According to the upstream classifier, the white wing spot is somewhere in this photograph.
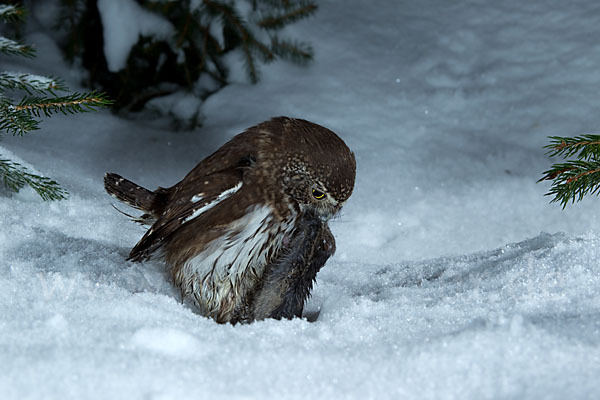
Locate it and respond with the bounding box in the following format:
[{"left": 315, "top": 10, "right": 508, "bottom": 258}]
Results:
[
  {"left": 191, "top": 193, "right": 205, "bottom": 203},
  {"left": 183, "top": 182, "right": 242, "bottom": 223}
]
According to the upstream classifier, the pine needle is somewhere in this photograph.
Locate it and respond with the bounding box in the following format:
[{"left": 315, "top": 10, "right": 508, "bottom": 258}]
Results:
[
  {"left": 258, "top": 3, "right": 317, "bottom": 30},
  {"left": 0, "top": 158, "right": 68, "bottom": 201},
  {"left": 540, "top": 134, "right": 600, "bottom": 208},
  {"left": 1, "top": 2, "right": 112, "bottom": 200},
  {"left": 0, "top": 4, "right": 25, "bottom": 23},
  {"left": 15, "top": 91, "right": 113, "bottom": 117}
]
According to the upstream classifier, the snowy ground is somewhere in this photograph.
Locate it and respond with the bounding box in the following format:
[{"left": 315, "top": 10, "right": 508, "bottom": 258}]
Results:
[{"left": 2, "top": 0, "right": 600, "bottom": 399}]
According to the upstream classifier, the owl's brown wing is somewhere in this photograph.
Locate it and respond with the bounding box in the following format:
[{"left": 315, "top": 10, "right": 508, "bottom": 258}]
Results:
[{"left": 128, "top": 147, "right": 258, "bottom": 262}]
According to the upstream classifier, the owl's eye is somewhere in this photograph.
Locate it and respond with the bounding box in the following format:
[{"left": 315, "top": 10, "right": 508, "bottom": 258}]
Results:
[{"left": 312, "top": 188, "right": 325, "bottom": 200}]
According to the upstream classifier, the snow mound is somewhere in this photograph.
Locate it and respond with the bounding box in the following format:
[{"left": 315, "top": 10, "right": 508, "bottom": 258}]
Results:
[
  {"left": 97, "top": 0, "right": 175, "bottom": 72},
  {"left": 2, "top": 226, "right": 599, "bottom": 399},
  {"left": 131, "top": 327, "right": 206, "bottom": 357}
]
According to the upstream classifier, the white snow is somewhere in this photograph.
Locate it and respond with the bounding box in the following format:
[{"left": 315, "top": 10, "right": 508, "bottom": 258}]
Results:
[
  {"left": 0, "top": 36, "right": 26, "bottom": 53},
  {"left": 2, "top": 0, "right": 600, "bottom": 399},
  {"left": 1, "top": 72, "right": 59, "bottom": 91},
  {"left": 97, "top": 0, "right": 175, "bottom": 72},
  {"left": 146, "top": 90, "right": 204, "bottom": 127},
  {"left": 0, "top": 5, "right": 16, "bottom": 14}
]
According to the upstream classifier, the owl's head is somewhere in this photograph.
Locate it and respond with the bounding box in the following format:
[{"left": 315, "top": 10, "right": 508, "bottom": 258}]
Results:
[{"left": 269, "top": 118, "right": 356, "bottom": 220}]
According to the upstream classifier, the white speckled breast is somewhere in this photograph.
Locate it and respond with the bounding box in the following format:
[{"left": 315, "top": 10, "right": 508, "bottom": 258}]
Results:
[{"left": 178, "top": 205, "right": 296, "bottom": 321}]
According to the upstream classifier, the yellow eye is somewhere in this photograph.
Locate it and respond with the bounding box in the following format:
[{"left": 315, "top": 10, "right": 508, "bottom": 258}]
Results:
[{"left": 312, "top": 188, "right": 325, "bottom": 199}]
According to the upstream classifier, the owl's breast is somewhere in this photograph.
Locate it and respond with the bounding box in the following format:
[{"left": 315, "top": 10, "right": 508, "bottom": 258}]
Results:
[{"left": 178, "top": 204, "right": 297, "bottom": 322}]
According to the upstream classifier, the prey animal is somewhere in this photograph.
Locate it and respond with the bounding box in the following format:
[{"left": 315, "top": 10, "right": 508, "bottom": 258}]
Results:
[{"left": 105, "top": 117, "right": 356, "bottom": 323}]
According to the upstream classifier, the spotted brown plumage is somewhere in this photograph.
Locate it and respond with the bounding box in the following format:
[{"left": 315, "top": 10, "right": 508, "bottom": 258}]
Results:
[{"left": 104, "top": 117, "right": 356, "bottom": 323}]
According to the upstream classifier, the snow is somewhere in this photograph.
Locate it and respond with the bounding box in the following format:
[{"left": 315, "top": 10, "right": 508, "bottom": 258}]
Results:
[
  {"left": 2, "top": 0, "right": 600, "bottom": 399},
  {"left": 0, "top": 36, "right": 26, "bottom": 54},
  {"left": 146, "top": 91, "right": 204, "bottom": 127},
  {"left": 0, "top": 5, "right": 17, "bottom": 18},
  {"left": 1, "top": 72, "right": 59, "bottom": 91},
  {"left": 96, "top": 0, "right": 175, "bottom": 72}
]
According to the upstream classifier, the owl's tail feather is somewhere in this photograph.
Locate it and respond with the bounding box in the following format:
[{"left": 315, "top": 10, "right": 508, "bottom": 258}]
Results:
[{"left": 104, "top": 173, "right": 167, "bottom": 218}]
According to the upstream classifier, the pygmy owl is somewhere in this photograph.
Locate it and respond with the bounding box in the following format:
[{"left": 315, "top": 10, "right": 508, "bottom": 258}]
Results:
[{"left": 104, "top": 117, "right": 356, "bottom": 323}]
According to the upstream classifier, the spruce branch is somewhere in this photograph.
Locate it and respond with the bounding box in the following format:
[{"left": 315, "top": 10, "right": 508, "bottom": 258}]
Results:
[
  {"left": 270, "top": 37, "right": 313, "bottom": 65},
  {"left": 539, "top": 159, "right": 600, "bottom": 208},
  {"left": 204, "top": 0, "right": 274, "bottom": 82},
  {"left": 257, "top": 0, "right": 310, "bottom": 10},
  {"left": 1, "top": 90, "right": 112, "bottom": 136},
  {"left": 0, "top": 97, "right": 40, "bottom": 135},
  {"left": 0, "top": 2, "right": 111, "bottom": 201},
  {"left": 57, "top": 0, "right": 316, "bottom": 117},
  {"left": 258, "top": 3, "right": 317, "bottom": 30},
  {"left": 0, "top": 36, "right": 35, "bottom": 57},
  {"left": 14, "top": 91, "right": 112, "bottom": 118},
  {"left": 242, "top": 44, "right": 259, "bottom": 82},
  {"left": 544, "top": 134, "right": 600, "bottom": 161},
  {"left": 0, "top": 158, "right": 68, "bottom": 200},
  {"left": 0, "top": 72, "right": 66, "bottom": 94},
  {"left": 0, "top": 4, "right": 25, "bottom": 22}
]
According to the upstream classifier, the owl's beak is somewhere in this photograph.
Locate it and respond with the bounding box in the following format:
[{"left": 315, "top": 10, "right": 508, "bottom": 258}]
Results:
[{"left": 302, "top": 202, "right": 338, "bottom": 222}]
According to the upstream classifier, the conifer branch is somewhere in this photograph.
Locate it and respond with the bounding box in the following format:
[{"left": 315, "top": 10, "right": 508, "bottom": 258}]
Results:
[
  {"left": 0, "top": 4, "right": 25, "bottom": 22},
  {"left": 0, "top": 72, "right": 66, "bottom": 94},
  {"left": 58, "top": 0, "right": 316, "bottom": 118},
  {"left": 544, "top": 134, "right": 600, "bottom": 161},
  {"left": 258, "top": 3, "right": 317, "bottom": 30},
  {"left": 540, "top": 159, "right": 600, "bottom": 208},
  {"left": 14, "top": 92, "right": 112, "bottom": 118},
  {"left": 242, "top": 44, "right": 259, "bottom": 82},
  {"left": 270, "top": 37, "right": 313, "bottom": 64},
  {"left": 0, "top": 36, "right": 35, "bottom": 57},
  {"left": 0, "top": 98, "right": 40, "bottom": 135},
  {"left": 0, "top": 2, "right": 111, "bottom": 200},
  {"left": 204, "top": 0, "right": 274, "bottom": 82},
  {"left": 0, "top": 158, "right": 68, "bottom": 200}
]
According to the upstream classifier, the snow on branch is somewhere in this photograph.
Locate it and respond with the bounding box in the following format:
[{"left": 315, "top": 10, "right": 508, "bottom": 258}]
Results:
[
  {"left": 0, "top": 73, "right": 66, "bottom": 94},
  {"left": 0, "top": 2, "right": 112, "bottom": 200},
  {"left": 61, "top": 0, "right": 316, "bottom": 116},
  {"left": 0, "top": 36, "right": 34, "bottom": 57},
  {"left": 0, "top": 4, "right": 25, "bottom": 22}
]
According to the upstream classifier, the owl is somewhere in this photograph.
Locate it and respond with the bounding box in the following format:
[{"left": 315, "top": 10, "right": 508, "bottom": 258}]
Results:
[{"left": 104, "top": 117, "right": 356, "bottom": 323}]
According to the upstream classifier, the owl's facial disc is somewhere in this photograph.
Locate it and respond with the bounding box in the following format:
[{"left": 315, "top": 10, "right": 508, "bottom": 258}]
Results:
[
  {"left": 282, "top": 155, "right": 352, "bottom": 221},
  {"left": 305, "top": 184, "right": 340, "bottom": 221}
]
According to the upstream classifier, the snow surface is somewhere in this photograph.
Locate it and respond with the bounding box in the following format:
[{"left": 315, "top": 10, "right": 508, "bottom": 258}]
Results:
[{"left": 2, "top": 0, "right": 600, "bottom": 398}]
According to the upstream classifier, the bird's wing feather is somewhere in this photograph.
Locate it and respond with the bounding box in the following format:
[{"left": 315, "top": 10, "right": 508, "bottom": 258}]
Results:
[{"left": 128, "top": 152, "right": 257, "bottom": 262}]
